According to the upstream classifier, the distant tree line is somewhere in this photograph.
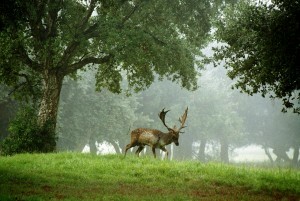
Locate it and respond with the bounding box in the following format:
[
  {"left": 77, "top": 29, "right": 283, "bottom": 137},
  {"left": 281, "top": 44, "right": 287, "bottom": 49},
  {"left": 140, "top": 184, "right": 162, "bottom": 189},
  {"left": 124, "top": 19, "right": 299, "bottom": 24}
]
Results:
[{"left": 57, "top": 67, "right": 300, "bottom": 166}]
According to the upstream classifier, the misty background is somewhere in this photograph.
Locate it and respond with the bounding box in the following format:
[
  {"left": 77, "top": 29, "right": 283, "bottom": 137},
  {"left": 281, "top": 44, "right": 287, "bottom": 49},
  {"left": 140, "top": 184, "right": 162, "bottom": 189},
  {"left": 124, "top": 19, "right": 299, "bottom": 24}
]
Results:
[
  {"left": 53, "top": 47, "right": 299, "bottom": 164},
  {"left": 1, "top": 46, "right": 299, "bottom": 164}
]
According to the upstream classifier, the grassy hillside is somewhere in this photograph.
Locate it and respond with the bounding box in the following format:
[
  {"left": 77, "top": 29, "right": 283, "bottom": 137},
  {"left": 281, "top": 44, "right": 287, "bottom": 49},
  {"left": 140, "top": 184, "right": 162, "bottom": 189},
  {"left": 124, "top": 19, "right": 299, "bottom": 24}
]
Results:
[{"left": 0, "top": 153, "right": 299, "bottom": 201}]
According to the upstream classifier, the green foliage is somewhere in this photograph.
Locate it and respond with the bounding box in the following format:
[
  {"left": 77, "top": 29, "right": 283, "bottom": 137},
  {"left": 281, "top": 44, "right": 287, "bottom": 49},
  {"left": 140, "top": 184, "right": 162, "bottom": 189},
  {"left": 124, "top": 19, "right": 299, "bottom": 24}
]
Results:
[
  {"left": 0, "top": 0, "right": 216, "bottom": 99},
  {"left": 0, "top": 153, "right": 299, "bottom": 200},
  {"left": 0, "top": 0, "right": 28, "bottom": 31},
  {"left": 0, "top": 97, "right": 17, "bottom": 142},
  {"left": 212, "top": 0, "right": 300, "bottom": 113},
  {"left": 0, "top": 106, "right": 57, "bottom": 155},
  {"left": 92, "top": 0, "right": 213, "bottom": 93},
  {"left": 57, "top": 70, "right": 153, "bottom": 152},
  {"left": 0, "top": 0, "right": 220, "bottom": 151}
]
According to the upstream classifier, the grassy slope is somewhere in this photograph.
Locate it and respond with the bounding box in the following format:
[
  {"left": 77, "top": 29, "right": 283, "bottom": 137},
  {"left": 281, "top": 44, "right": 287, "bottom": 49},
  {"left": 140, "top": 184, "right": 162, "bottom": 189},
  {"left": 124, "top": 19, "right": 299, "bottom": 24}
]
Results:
[{"left": 0, "top": 153, "right": 299, "bottom": 201}]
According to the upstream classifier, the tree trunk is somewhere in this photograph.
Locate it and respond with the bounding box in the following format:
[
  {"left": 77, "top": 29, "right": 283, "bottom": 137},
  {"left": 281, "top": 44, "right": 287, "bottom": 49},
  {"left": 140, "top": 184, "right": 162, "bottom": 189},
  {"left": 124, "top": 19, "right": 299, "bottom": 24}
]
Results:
[
  {"left": 111, "top": 141, "right": 122, "bottom": 154},
  {"left": 292, "top": 145, "right": 299, "bottom": 166},
  {"left": 37, "top": 71, "right": 64, "bottom": 133},
  {"left": 220, "top": 137, "right": 229, "bottom": 163},
  {"left": 273, "top": 147, "right": 291, "bottom": 163},
  {"left": 89, "top": 141, "right": 97, "bottom": 154},
  {"left": 118, "top": 140, "right": 127, "bottom": 154},
  {"left": 198, "top": 138, "right": 207, "bottom": 162},
  {"left": 264, "top": 146, "right": 274, "bottom": 163}
]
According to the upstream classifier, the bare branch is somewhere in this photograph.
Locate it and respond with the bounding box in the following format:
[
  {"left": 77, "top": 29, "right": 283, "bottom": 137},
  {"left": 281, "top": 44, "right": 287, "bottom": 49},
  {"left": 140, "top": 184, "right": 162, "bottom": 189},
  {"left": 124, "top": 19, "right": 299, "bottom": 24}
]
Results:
[
  {"left": 8, "top": 72, "right": 40, "bottom": 98},
  {"left": 8, "top": 82, "right": 27, "bottom": 96}
]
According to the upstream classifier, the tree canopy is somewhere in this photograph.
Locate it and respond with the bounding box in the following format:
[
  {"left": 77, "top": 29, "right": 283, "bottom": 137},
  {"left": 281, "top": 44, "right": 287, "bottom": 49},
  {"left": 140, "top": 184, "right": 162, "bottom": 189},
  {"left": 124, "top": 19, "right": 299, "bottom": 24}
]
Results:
[
  {"left": 212, "top": 0, "right": 300, "bottom": 113},
  {"left": 0, "top": 0, "right": 215, "bottom": 144}
]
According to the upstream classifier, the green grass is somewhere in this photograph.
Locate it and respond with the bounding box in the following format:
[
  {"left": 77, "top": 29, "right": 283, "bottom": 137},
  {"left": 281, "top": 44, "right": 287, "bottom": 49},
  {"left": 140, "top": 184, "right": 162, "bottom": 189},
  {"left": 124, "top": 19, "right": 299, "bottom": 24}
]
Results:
[{"left": 0, "top": 153, "right": 299, "bottom": 201}]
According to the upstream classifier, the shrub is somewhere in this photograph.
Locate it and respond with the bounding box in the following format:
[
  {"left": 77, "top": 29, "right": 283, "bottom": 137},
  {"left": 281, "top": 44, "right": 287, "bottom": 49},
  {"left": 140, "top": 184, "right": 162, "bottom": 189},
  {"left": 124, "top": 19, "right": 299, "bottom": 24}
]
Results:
[{"left": 0, "top": 105, "right": 57, "bottom": 155}]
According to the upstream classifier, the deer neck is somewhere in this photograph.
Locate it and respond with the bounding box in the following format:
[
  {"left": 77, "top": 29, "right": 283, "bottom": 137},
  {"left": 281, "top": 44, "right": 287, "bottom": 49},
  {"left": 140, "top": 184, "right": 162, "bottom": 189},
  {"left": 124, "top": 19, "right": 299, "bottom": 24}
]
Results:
[{"left": 158, "top": 131, "right": 174, "bottom": 146}]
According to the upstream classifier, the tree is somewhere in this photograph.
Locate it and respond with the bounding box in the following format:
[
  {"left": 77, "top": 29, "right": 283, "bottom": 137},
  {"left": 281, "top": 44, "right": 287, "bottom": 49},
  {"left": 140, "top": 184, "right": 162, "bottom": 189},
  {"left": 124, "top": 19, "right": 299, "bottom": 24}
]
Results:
[
  {"left": 186, "top": 66, "right": 244, "bottom": 163},
  {"left": 0, "top": 85, "right": 17, "bottom": 142},
  {"left": 212, "top": 0, "right": 300, "bottom": 113},
  {"left": 0, "top": 0, "right": 215, "bottom": 149},
  {"left": 244, "top": 98, "right": 300, "bottom": 165},
  {"left": 0, "top": 0, "right": 27, "bottom": 31},
  {"left": 57, "top": 70, "right": 153, "bottom": 154}
]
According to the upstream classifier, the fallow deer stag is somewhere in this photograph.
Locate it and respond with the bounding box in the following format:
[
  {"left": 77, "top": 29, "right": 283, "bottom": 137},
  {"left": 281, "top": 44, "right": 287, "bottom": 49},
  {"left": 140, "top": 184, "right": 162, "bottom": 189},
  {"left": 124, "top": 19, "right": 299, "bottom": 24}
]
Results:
[{"left": 124, "top": 107, "right": 188, "bottom": 159}]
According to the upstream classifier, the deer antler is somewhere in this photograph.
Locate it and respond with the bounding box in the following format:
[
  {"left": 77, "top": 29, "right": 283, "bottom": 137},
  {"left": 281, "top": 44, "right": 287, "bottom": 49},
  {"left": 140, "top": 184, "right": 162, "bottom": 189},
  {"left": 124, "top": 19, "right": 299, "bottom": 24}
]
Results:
[
  {"left": 158, "top": 108, "right": 171, "bottom": 130},
  {"left": 178, "top": 107, "right": 188, "bottom": 131}
]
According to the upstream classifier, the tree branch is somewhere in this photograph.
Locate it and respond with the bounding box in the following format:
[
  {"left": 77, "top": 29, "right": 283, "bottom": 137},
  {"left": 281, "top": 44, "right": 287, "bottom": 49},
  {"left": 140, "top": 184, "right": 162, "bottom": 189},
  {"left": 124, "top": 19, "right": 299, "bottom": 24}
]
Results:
[
  {"left": 119, "top": 2, "right": 142, "bottom": 28},
  {"left": 8, "top": 72, "right": 40, "bottom": 99},
  {"left": 64, "top": 55, "right": 112, "bottom": 75},
  {"left": 27, "top": 0, "right": 47, "bottom": 41},
  {"left": 57, "top": 41, "right": 80, "bottom": 69},
  {"left": 78, "top": 0, "right": 97, "bottom": 29},
  {"left": 8, "top": 73, "right": 30, "bottom": 95},
  {"left": 143, "top": 30, "right": 167, "bottom": 46},
  {"left": 45, "top": 0, "right": 63, "bottom": 38},
  {"left": 83, "top": 22, "right": 100, "bottom": 38},
  {"left": 57, "top": 0, "right": 97, "bottom": 72},
  {"left": 16, "top": 44, "right": 41, "bottom": 72}
]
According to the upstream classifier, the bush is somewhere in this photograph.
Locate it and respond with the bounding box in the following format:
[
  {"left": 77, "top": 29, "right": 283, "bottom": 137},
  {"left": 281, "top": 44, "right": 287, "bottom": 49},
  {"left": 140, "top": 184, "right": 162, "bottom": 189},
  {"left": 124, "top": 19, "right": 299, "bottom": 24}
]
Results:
[{"left": 0, "top": 106, "right": 57, "bottom": 155}]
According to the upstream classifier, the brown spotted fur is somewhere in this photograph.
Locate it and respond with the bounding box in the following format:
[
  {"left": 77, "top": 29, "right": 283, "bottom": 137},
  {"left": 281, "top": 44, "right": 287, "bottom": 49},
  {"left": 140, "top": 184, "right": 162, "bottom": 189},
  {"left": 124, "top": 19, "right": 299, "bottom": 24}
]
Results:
[{"left": 124, "top": 108, "right": 188, "bottom": 159}]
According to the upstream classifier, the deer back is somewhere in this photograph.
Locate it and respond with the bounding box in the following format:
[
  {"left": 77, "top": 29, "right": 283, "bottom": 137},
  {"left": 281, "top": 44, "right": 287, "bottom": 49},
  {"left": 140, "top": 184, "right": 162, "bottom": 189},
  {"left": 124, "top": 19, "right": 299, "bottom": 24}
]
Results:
[{"left": 131, "top": 128, "right": 177, "bottom": 147}]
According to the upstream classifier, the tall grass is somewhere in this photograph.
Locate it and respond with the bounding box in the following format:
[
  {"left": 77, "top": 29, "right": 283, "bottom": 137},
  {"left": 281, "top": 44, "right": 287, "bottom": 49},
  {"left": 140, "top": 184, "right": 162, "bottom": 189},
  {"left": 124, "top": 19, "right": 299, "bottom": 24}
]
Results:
[{"left": 0, "top": 153, "right": 299, "bottom": 200}]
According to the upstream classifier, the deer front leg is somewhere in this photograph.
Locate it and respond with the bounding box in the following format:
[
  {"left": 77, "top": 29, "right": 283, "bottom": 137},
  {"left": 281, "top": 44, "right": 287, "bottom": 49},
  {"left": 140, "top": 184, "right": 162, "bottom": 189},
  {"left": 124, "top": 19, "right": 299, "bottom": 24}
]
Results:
[
  {"left": 152, "top": 147, "right": 156, "bottom": 158},
  {"left": 135, "top": 146, "right": 144, "bottom": 157},
  {"left": 160, "top": 146, "right": 169, "bottom": 159},
  {"left": 124, "top": 143, "right": 134, "bottom": 157}
]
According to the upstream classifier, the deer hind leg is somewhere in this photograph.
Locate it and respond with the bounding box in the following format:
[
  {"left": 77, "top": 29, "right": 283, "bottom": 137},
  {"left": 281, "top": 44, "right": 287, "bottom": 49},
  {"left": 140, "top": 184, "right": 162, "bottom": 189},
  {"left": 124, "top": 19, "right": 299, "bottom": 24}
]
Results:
[
  {"left": 151, "top": 147, "right": 157, "bottom": 158},
  {"left": 160, "top": 146, "right": 169, "bottom": 159},
  {"left": 135, "top": 146, "right": 144, "bottom": 157}
]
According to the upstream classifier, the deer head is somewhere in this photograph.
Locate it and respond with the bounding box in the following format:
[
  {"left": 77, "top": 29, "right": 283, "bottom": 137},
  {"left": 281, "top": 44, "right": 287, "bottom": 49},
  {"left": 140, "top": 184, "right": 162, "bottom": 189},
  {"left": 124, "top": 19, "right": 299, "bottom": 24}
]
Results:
[{"left": 158, "top": 107, "right": 188, "bottom": 146}]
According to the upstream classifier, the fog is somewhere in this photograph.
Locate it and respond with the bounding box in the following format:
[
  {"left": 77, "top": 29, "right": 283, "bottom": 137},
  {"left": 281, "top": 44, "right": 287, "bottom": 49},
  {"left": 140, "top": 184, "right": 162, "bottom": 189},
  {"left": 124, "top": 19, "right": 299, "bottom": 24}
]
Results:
[{"left": 55, "top": 54, "right": 300, "bottom": 164}]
